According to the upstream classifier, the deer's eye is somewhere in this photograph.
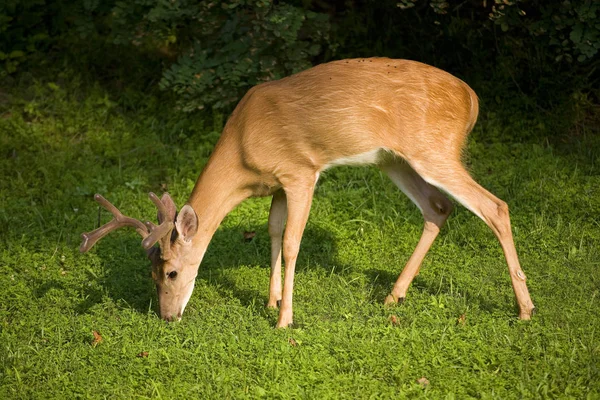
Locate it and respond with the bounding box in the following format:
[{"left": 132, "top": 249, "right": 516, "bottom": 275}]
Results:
[{"left": 167, "top": 271, "right": 178, "bottom": 280}]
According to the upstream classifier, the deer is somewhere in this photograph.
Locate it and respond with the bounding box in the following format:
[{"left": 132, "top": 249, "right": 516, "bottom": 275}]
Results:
[{"left": 80, "top": 57, "right": 536, "bottom": 327}]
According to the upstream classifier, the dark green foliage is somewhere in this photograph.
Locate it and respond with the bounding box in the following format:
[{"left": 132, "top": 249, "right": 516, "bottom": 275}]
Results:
[
  {"left": 493, "top": 0, "right": 599, "bottom": 63},
  {"left": 155, "top": 2, "right": 330, "bottom": 110},
  {"left": 1, "top": 0, "right": 331, "bottom": 111},
  {"left": 0, "top": 0, "right": 54, "bottom": 74},
  {"left": 2, "top": 0, "right": 597, "bottom": 114},
  {"left": 328, "top": 0, "right": 599, "bottom": 106}
]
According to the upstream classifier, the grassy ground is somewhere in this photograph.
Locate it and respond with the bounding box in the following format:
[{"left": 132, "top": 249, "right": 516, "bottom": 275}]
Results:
[{"left": 0, "top": 71, "right": 599, "bottom": 399}]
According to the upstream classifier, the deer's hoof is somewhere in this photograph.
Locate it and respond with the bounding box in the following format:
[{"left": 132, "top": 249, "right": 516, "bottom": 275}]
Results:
[
  {"left": 384, "top": 294, "right": 396, "bottom": 305},
  {"left": 266, "top": 299, "right": 281, "bottom": 309},
  {"left": 519, "top": 306, "right": 536, "bottom": 320},
  {"left": 384, "top": 294, "right": 405, "bottom": 306},
  {"left": 276, "top": 321, "right": 294, "bottom": 329}
]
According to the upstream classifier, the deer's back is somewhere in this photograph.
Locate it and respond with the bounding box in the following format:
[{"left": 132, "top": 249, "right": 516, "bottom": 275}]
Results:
[{"left": 223, "top": 58, "right": 478, "bottom": 173}]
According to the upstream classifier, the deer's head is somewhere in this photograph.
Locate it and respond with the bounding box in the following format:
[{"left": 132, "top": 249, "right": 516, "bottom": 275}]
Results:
[{"left": 80, "top": 193, "right": 200, "bottom": 321}]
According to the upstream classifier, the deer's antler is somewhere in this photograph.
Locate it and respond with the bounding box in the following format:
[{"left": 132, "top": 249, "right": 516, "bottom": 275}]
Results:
[
  {"left": 144, "top": 192, "right": 175, "bottom": 259},
  {"left": 80, "top": 193, "right": 175, "bottom": 258}
]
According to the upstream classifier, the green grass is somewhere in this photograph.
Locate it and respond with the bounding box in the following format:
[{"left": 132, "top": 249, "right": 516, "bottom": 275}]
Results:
[{"left": 1, "top": 72, "right": 599, "bottom": 399}]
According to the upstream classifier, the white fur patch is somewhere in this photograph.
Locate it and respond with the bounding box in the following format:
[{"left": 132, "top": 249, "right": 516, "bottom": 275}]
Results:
[
  {"left": 322, "top": 148, "right": 389, "bottom": 171},
  {"left": 179, "top": 280, "right": 196, "bottom": 318}
]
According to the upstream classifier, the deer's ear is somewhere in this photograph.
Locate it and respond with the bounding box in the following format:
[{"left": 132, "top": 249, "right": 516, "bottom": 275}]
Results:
[
  {"left": 159, "top": 193, "right": 177, "bottom": 223},
  {"left": 175, "top": 205, "right": 198, "bottom": 242}
]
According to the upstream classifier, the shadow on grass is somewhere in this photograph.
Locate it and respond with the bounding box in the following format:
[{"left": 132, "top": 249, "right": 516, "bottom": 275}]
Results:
[
  {"left": 76, "top": 221, "right": 514, "bottom": 319},
  {"left": 200, "top": 224, "right": 352, "bottom": 309},
  {"left": 77, "top": 206, "right": 517, "bottom": 316},
  {"left": 364, "top": 267, "right": 512, "bottom": 315},
  {"left": 77, "top": 224, "right": 351, "bottom": 317}
]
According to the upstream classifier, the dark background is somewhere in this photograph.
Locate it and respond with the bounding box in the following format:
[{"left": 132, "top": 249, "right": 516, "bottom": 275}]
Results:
[{"left": 1, "top": 0, "right": 598, "bottom": 138}]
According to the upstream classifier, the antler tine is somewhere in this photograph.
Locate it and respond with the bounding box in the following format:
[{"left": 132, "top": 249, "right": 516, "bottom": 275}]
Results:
[
  {"left": 80, "top": 194, "right": 149, "bottom": 253},
  {"left": 141, "top": 192, "right": 175, "bottom": 255},
  {"left": 141, "top": 220, "right": 174, "bottom": 251},
  {"left": 148, "top": 192, "right": 171, "bottom": 222}
]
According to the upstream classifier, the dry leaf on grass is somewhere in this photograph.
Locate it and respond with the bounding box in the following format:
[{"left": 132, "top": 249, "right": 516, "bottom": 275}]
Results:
[
  {"left": 417, "top": 377, "right": 430, "bottom": 387},
  {"left": 91, "top": 331, "right": 102, "bottom": 347},
  {"left": 136, "top": 351, "right": 149, "bottom": 358},
  {"left": 243, "top": 231, "right": 256, "bottom": 242},
  {"left": 288, "top": 338, "right": 298, "bottom": 347},
  {"left": 458, "top": 313, "right": 466, "bottom": 325}
]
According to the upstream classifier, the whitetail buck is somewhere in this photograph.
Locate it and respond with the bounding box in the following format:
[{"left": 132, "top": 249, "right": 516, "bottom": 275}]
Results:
[{"left": 81, "top": 58, "right": 535, "bottom": 327}]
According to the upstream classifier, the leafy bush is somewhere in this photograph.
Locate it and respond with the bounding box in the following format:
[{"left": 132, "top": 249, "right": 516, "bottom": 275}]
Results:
[
  {"left": 491, "top": 0, "right": 599, "bottom": 63},
  {"left": 385, "top": 0, "right": 599, "bottom": 65},
  {"left": 329, "top": 0, "right": 598, "bottom": 107},
  {"left": 0, "top": 0, "right": 111, "bottom": 75},
  {"left": 0, "top": 0, "right": 51, "bottom": 74},
  {"left": 1, "top": 0, "right": 597, "bottom": 113},
  {"left": 2, "top": 1, "right": 331, "bottom": 111},
  {"left": 106, "top": 0, "right": 331, "bottom": 111},
  {"left": 159, "top": 3, "right": 330, "bottom": 111}
]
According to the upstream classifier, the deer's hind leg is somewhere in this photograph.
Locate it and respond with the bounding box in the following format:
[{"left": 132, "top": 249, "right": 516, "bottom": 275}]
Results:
[
  {"left": 408, "top": 158, "right": 535, "bottom": 319},
  {"left": 380, "top": 159, "right": 454, "bottom": 304}
]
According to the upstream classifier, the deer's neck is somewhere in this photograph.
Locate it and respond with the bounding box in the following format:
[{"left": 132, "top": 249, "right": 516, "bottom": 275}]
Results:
[{"left": 186, "top": 136, "right": 251, "bottom": 253}]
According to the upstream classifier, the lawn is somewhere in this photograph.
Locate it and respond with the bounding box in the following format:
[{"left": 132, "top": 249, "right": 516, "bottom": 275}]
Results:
[{"left": 0, "top": 72, "right": 599, "bottom": 399}]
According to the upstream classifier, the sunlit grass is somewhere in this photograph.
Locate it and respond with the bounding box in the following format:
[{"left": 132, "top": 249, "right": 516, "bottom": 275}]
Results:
[{"left": 0, "top": 73, "right": 599, "bottom": 398}]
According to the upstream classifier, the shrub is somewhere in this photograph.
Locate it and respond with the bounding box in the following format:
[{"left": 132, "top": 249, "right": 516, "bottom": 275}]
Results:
[
  {"left": 1, "top": 0, "right": 597, "bottom": 114},
  {"left": 108, "top": 0, "right": 331, "bottom": 111}
]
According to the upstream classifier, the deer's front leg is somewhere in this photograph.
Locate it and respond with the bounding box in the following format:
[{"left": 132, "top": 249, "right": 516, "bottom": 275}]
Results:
[
  {"left": 267, "top": 190, "right": 287, "bottom": 308},
  {"left": 276, "top": 179, "right": 315, "bottom": 328}
]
